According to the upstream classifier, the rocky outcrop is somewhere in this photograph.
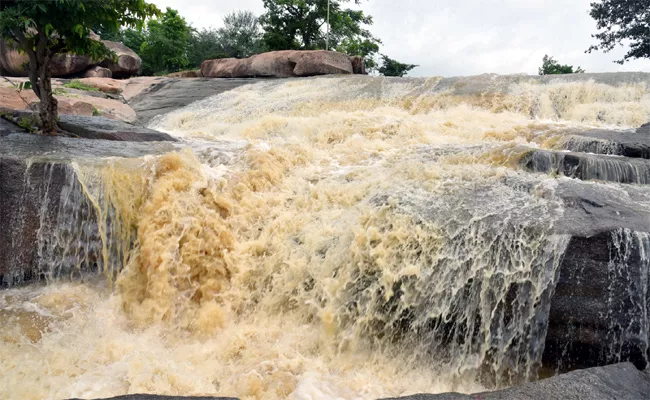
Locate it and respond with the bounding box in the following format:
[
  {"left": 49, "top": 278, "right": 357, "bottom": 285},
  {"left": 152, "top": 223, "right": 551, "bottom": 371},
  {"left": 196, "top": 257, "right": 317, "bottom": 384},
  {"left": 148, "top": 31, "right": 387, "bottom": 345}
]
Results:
[
  {"left": 0, "top": 39, "right": 141, "bottom": 78},
  {"left": 99, "top": 40, "right": 142, "bottom": 78},
  {"left": 534, "top": 122, "right": 650, "bottom": 372},
  {"left": 0, "top": 131, "right": 175, "bottom": 286},
  {"left": 201, "top": 50, "right": 355, "bottom": 78},
  {"left": 0, "top": 40, "right": 91, "bottom": 77},
  {"left": 83, "top": 66, "right": 113, "bottom": 78},
  {"left": 382, "top": 363, "right": 650, "bottom": 400},
  {"left": 128, "top": 77, "right": 258, "bottom": 125}
]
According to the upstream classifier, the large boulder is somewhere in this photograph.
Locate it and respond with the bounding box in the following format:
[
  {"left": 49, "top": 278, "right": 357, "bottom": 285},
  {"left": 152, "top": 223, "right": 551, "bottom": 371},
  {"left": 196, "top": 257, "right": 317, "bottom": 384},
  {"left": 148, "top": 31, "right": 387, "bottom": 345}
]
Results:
[
  {"left": 99, "top": 40, "right": 142, "bottom": 78},
  {"left": 201, "top": 50, "right": 354, "bottom": 78},
  {"left": 83, "top": 66, "right": 112, "bottom": 78},
  {"left": 0, "top": 40, "right": 91, "bottom": 77}
]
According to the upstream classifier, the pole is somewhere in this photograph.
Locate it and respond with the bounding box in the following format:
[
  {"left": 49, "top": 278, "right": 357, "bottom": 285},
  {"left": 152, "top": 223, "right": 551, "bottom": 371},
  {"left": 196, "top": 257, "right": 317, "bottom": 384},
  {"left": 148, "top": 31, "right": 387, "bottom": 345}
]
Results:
[{"left": 326, "top": 0, "right": 330, "bottom": 51}]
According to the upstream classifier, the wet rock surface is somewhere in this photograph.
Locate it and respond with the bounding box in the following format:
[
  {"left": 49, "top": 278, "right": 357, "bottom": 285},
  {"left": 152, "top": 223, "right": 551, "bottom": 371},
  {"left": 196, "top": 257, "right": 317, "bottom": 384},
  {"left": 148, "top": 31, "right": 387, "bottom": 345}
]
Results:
[
  {"left": 521, "top": 149, "right": 650, "bottom": 184},
  {"left": 0, "top": 133, "right": 175, "bottom": 287},
  {"left": 538, "top": 120, "right": 650, "bottom": 372},
  {"left": 58, "top": 115, "right": 176, "bottom": 142},
  {"left": 382, "top": 363, "right": 650, "bottom": 400},
  {"left": 128, "top": 78, "right": 259, "bottom": 125}
]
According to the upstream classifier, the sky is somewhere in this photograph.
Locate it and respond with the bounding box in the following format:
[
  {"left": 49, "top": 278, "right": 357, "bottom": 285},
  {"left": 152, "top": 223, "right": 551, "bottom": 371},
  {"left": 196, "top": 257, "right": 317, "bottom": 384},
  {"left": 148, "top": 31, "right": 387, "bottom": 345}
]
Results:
[{"left": 151, "top": 0, "right": 650, "bottom": 77}]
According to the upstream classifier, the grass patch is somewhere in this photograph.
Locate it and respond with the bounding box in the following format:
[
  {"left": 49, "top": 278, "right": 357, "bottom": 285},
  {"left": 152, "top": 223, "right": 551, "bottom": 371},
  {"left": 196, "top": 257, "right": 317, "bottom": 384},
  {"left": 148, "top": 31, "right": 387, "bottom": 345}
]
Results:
[
  {"left": 92, "top": 107, "right": 102, "bottom": 116},
  {"left": 63, "top": 80, "right": 99, "bottom": 92},
  {"left": 53, "top": 88, "right": 68, "bottom": 96},
  {"left": 17, "top": 115, "right": 38, "bottom": 133}
]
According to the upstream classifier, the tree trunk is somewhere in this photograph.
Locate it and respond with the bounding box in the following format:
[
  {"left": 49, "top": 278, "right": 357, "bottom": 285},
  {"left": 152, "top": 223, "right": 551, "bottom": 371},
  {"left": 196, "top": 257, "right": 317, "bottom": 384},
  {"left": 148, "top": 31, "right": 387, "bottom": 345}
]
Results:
[{"left": 36, "top": 56, "right": 58, "bottom": 134}]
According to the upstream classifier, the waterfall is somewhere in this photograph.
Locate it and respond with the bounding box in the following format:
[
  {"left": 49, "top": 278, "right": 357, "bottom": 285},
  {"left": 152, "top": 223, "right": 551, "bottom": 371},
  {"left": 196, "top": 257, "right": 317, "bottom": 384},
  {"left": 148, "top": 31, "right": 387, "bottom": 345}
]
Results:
[{"left": 2, "top": 75, "right": 650, "bottom": 400}]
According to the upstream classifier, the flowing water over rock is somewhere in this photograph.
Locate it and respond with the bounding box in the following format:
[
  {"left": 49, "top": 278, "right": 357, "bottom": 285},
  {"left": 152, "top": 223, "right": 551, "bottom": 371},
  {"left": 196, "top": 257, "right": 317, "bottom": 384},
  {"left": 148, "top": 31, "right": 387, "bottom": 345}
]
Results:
[{"left": 2, "top": 74, "right": 650, "bottom": 400}]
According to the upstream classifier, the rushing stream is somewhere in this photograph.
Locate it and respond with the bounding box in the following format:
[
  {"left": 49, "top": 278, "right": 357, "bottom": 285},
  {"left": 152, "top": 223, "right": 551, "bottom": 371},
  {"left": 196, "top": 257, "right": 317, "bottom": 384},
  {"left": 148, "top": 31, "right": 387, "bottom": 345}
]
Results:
[{"left": 2, "top": 75, "right": 650, "bottom": 400}]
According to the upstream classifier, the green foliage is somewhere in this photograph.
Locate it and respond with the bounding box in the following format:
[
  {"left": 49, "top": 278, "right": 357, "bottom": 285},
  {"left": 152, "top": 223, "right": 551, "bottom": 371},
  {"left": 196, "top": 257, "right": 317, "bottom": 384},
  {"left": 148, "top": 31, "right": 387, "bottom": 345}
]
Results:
[
  {"left": 17, "top": 81, "right": 31, "bottom": 91},
  {"left": 377, "top": 55, "right": 418, "bottom": 77},
  {"left": 92, "top": 107, "right": 102, "bottom": 116},
  {"left": 187, "top": 28, "right": 227, "bottom": 68},
  {"left": 17, "top": 115, "right": 37, "bottom": 133},
  {"left": 336, "top": 37, "right": 380, "bottom": 71},
  {"left": 186, "top": 12, "right": 265, "bottom": 68},
  {"left": 587, "top": 0, "right": 650, "bottom": 64},
  {"left": 64, "top": 80, "right": 99, "bottom": 91},
  {"left": 0, "top": 0, "right": 159, "bottom": 132},
  {"left": 140, "top": 8, "right": 192, "bottom": 75},
  {"left": 260, "top": 0, "right": 381, "bottom": 56},
  {"left": 538, "top": 55, "right": 585, "bottom": 75},
  {"left": 53, "top": 87, "right": 68, "bottom": 96},
  {"left": 218, "top": 11, "right": 265, "bottom": 59}
]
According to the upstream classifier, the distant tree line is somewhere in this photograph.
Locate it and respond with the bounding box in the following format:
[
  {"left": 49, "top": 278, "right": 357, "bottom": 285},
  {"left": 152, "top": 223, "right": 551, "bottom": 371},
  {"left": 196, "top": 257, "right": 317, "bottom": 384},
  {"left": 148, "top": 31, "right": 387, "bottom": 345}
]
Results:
[
  {"left": 99, "top": 1, "right": 418, "bottom": 77},
  {"left": 538, "top": 55, "right": 585, "bottom": 75}
]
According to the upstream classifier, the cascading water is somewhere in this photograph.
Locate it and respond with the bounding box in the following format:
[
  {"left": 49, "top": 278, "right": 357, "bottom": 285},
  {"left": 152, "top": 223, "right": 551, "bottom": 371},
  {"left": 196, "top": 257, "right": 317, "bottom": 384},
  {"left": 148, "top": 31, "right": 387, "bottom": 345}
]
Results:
[{"left": 2, "top": 75, "right": 650, "bottom": 400}]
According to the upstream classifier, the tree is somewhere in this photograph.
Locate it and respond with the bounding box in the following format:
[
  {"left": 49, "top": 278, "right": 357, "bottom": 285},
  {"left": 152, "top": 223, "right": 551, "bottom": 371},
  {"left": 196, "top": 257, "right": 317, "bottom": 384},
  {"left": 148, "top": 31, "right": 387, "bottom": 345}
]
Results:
[
  {"left": 336, "top": 37, "right": 381, "bottom": 71},
  {"left": 0, "top": 0, "right": 158, "bottom": 134},
  {"left": 260, "top": 0, "right": 381, "bottom": 54},
  {"left": 377, "top": 55, "right": 418, "bottom": 77},
  {"left": 140, "top": 8, "right": 192, "bottom": 75},
  {"left": 587, "top": 0, "right": 650, "bottom": 64},
  {"left": 218, "top": 11, "right": 265, "bottom": 59},
  {"left": 188, "top": 28, "right": 227, "bottom": 68},
  {"left": 538, "top": 55, "right": 585, "bottom": 75}
]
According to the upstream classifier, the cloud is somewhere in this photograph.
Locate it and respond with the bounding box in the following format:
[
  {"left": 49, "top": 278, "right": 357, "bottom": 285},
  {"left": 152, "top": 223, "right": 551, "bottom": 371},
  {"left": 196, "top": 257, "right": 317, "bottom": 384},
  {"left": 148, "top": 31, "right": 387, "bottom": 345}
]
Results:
[{"left": 150, "top": 0, "right": 650, "bottom": 77}]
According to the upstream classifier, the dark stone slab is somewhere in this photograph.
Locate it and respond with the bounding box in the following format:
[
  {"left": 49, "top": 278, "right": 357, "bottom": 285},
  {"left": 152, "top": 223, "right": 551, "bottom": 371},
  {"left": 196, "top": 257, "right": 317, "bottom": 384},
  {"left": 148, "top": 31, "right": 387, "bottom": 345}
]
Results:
[
  {"left": 58, "top": 115, "right": 176, "bottom": 142},
  {"left": 381, "top": 363, "right": 650, "bottom": 400},
  {"left": 563, "top": 126, "right": 650, "bottom": 159},
  {"left": 520, "top": 149, "right": 650, "bottom": 184},
  {"left": 0, "top": 117, "right": 20, "bottom": 136},
  {"left": 66, "top": 395, "right": 237, "bottom": 400}
]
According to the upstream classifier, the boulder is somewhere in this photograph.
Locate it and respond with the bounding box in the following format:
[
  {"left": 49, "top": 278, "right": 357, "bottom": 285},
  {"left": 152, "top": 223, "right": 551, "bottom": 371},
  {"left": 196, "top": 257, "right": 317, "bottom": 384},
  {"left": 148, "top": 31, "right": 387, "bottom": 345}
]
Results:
[
  {"left": 350, "top": 55, "right": 367, "bottom": 75},
  {"left": 201, "top": 50, "right": 354, "bottom": 78},
  {"left": 54, "top": 99, "right": 95, "bottom": 116},
  {"left": 76, "top": 77, "right": 123, "bottom": 94},
  {"left": 381, "top": 363, "right": 650, "bottom": 400},
  {"left": 68, "top": 95, "right": 138, "bottom": 123},
  {"left": 83, "top": 66, "right": 113, "bottom": 78},
  {"left": 99, "top": 40, "right": 142, "bottom": 78},
  {"left": 0, "top": 39, "right": 91, "bottom": 77}
]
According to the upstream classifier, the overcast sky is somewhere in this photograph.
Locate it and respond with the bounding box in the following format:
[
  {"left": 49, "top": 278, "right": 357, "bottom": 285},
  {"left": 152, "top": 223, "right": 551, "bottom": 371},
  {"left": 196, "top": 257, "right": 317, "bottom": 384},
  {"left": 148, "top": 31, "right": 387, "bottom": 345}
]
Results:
[{"left": 151, "top": 0, "right": 650, "bottom": 77}]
